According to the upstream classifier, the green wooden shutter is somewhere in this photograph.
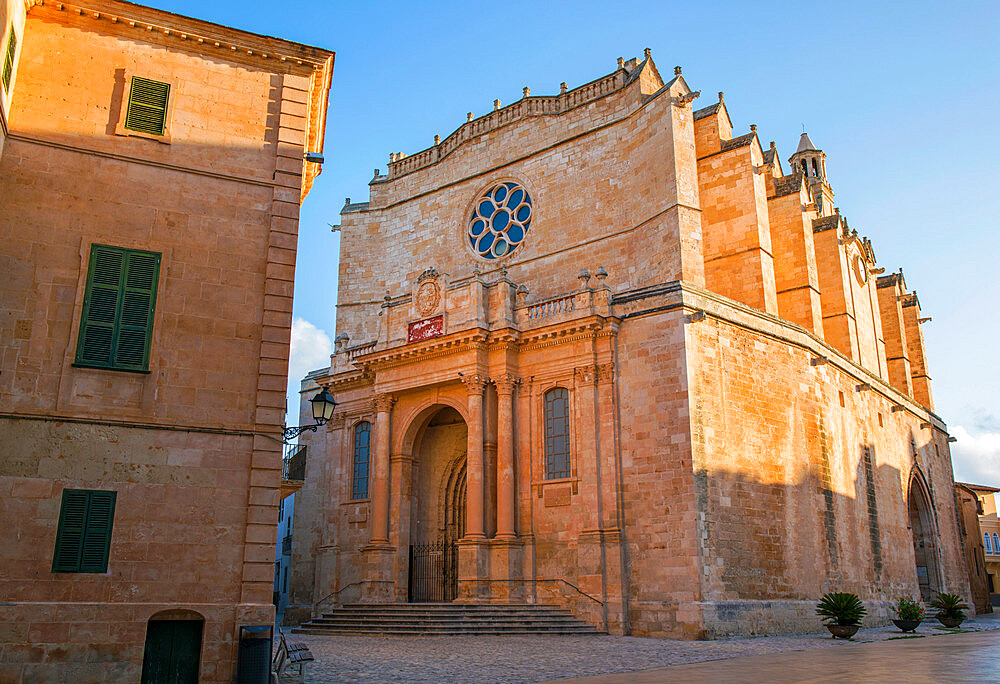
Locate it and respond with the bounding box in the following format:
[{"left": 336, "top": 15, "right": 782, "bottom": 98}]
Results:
[
  {"left": 125, "top": 76, "right": 170, "bottom": 136},
  {"left": 52, "top": 490, "right": 117, "bottom": 573},
  {"left": 1, "top": 24, "right": 14, "bottom": 92},
  {"left": 80, "top": 491, "right": 116, "bottom": 573},
  {"left": 75, "top": 245, "right": 160, "bottom": 371},
  {"left": 115, "top": 251, "right": 160, "bottom": 368},
  {"left": 52, "top": 490, "right": 89, "bottom": 572},
  {"left": 77, "top": 246, "right": 124, "bottom": 366}
]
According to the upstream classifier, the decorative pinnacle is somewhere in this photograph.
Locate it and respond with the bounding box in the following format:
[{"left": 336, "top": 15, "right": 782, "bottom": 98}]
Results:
[
  {"left": 344, "top": 197, "right": 351, "bottom": 205},
  {"left": 750, "top": 124, "right": 757, "bottom": 133},
  {"left": 578, "top": 268, "right": 592, "bottom": 284},
  {"left": 493, "top": 99, "right": 501, "bottom": 110},
  {"left": 595, "top": 265, "right": 608, "bottom": 281},
  {"left": 770, "top": 141, "right": 776, "bottom": 150},
  {"left": 522, "top": 86, "right": 530, "bottom": 98},
  {"left": 718, "top": 91, "right": 724, "bottom": 102},
  {"left": 674, "top": 65, "right": 682, "bottom": 75},
  {"left": 467, "top": 112, "right": 474, "bottom": 122},
  {"left": 617, "top": 57, "right": 624, "bottom": 69},
  {"left": 434, "top": 134, "right": 440, "bottom": 145},
  {"left": 643, "top": 47, "right": 651, "bottom": 59},
  {"left": 560, "top": 82, "right": 567, "bottom": 94}
]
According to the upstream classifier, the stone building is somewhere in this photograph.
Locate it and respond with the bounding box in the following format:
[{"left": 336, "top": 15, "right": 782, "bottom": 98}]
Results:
[
  {"left": 290, "top": 51, "right": 968, "bottom": 637},
  {"left": 0, "top": 1, "right": 332, "bottom": 681},
  {"left": 960, "top": 483, "right": 1000, "bottom": 605},
  {"left": 954, "top": 483, "right": 992, "bottom": 613}
]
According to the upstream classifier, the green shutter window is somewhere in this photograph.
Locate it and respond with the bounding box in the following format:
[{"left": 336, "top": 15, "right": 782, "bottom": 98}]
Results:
[
  {"left": 52, "top": 489, "right": 117, "bottom": 573},
  {"left": 125, "top": 76, "right": 170, "bottom": 136},
  {"left": 1, "top": 24, "right": 15, "bottom": 92},
  {"left": 75, "top": 244, "right": 161, "bottom": 372}
]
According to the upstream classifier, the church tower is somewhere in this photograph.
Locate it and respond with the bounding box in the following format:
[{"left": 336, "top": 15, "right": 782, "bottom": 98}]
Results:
[{"left": 789, "top": 132, "right": 835, "bottom": 216}]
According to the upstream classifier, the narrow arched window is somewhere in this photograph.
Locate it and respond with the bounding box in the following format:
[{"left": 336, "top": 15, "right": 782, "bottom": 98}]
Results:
[
  {"left": 986, "top": 533, "right": 993, "bottom": 554},
  {"left": 544, "top": 388, "right": 571, "bottom": 479},
  {"left": 352, "top": 421, "right": 371, "bottom": 500},
  {"left": 994, "top": 533, "right": 1000, "bottom": 555}
]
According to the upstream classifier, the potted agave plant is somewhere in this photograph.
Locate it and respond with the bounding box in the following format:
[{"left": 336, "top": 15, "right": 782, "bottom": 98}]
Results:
[
  {"left": 816, "top": 592, "right": 867, "bottom": 639},
  {"left": 892, "top": 597, "right": 925, "bottom": 632},
  {"left": 930, "top": 593, "right": 969, "bottom": 628}
]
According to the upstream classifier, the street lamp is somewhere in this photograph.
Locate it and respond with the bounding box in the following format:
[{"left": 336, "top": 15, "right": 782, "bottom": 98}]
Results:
[{"left": 282, "top": 387, "right": 337, "bottom": 441}]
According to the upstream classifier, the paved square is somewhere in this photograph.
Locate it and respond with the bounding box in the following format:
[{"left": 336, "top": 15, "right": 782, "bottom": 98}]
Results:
[{"left": 284, "top": 614, "right": 1000, "bottom": 683}]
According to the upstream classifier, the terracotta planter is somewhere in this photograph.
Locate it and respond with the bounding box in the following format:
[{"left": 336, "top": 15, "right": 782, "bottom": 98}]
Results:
[
  {"left": 937, "top": 616, "right": 964, "bottom": 628},
  {"left": 892, "top": 619, "right": 921, "bottom": 632},
  {"left": 826, "top": 624, "right": 860, "bottom": 639}
]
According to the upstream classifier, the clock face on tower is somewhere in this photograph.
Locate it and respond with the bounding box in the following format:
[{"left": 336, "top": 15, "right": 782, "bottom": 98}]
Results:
[{"left": 467, "top": 182, "right": 532, "bottom": 260}]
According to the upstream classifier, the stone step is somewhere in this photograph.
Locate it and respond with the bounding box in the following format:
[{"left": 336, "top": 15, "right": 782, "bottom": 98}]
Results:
[
  {"left": 292, "top": 628, "right": 602, "bottom": 636},
  {"left": 314, "top": 616, "right": 582, "bottom": 624},
  {"left": 293, "top": 602, "right": 603, "bottom": 636}
]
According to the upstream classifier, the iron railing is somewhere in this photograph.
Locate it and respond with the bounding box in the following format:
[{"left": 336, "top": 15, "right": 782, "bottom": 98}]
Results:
[{"left": 282, "top": 444, "right": 306, "bottom": 481}]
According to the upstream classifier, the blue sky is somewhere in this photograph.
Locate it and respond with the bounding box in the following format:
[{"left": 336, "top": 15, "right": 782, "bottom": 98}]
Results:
[{"left": 151, "top": 1, "right": 1000, "bottom": 482}]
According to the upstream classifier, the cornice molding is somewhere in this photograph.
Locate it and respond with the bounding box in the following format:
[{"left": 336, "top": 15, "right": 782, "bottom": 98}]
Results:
[{"left": 30, "top": 0, "right": 332, "bottom": 68}]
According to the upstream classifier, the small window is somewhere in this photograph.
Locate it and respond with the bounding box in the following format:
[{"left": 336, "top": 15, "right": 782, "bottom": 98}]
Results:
[
  {"left": 986, "top": 533, "right": 993, "bottom": 554},
  {"left": 352, "top": 421, "right": 371, "bottom": 500},
  {"left": 52, "top": 489, "right": 117, "bottom": 573},
  {"left": 1, "top": 24, "right": 15, "bottom": 92},
  {"left": 544, "top": 387, "right": 571, "bottom": 479},
  {"left": 75, "top": 244, "right": 161, "bottom": 372},
  {"left": 994, "top": 533, "right": 1000, "bottom": 555},
  {"left": 125, "top": 76, "right": 170, "bottom": 136}
]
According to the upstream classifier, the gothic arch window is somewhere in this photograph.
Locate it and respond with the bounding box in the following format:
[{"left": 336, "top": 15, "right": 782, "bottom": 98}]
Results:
[
  {"left": 468, "top": 181, "right": 532, "bottom": 260},
  {"left": 544, "top": 387, "right": 571, "bottom": 479},
  {"left": 994, "top": 533, "right": 1000, "bottom": 555},
  {"left": 985, "top": 533, "right": 993, "bottom": 554},
  {"left": 352, "top": 421, "right": 371, "bottom": 500}
]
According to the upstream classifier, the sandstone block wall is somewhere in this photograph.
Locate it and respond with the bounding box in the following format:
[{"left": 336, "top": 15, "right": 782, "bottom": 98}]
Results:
[{"left": 0, "top": 2, "right": 332, "bottom": 680}]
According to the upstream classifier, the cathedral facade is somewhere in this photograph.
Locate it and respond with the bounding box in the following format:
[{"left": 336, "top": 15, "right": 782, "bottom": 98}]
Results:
[{"left": 290, "top": 52, "right": 969, "bottom": 637}]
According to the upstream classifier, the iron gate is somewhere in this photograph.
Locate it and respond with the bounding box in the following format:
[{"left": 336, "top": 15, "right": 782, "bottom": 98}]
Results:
[{"left": 408, "top": 540, "right": 457, "bottom": 602}]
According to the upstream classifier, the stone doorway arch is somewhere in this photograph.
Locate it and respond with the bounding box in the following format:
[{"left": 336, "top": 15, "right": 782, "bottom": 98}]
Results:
[
  {"left": 408, "top": 405, "right": 467, "bottom": 601},
  {"left": 908, "top": 471, "right": 941, "bottom": 603}
]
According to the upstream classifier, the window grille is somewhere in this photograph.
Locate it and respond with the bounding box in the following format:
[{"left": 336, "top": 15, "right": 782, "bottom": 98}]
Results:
[
  {"left": 544, "top": 388, "right": 571, "bottom": 479},
  {"left": 352, "top": 421, "right": 371, "bottom": 499}
]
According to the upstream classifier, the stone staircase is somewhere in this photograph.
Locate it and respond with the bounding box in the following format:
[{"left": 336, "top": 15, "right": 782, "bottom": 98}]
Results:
[{"left": 292, "top": 603, "right": 604, "bottom": 636}]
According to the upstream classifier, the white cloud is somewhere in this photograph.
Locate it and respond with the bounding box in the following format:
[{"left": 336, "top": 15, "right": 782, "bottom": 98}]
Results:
[
  {"left": 950, "top": 425, "right": 1000, "bottom": 487},
  {"left": 287, "top": 317, "right": 333, "bottom": 388}
]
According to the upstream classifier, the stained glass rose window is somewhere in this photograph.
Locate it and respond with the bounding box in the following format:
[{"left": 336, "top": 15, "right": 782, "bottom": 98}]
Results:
[{"left": 468, "top": 182, "right": 531, "bottom": 259}]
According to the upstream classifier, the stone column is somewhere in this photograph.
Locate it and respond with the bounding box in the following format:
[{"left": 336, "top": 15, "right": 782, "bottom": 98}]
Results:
[
  {"left": 370, "top": 393, "right": 395, "bottom": 544},
  {"left": 462, "top": 375, "right": 488, "bottom": 540},
  {"left": 494, "top": 374, "right": 520, "bottom": 540}
]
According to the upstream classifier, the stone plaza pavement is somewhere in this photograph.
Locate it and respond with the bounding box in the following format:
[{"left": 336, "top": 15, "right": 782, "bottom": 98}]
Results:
[{"left": 284, "top": 612, "right": 1000, "bottom": 683}]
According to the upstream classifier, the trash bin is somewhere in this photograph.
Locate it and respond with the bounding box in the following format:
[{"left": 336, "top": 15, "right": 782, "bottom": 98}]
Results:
[{"left": 236, "top": 625, "right": 272, "bottom": 684}]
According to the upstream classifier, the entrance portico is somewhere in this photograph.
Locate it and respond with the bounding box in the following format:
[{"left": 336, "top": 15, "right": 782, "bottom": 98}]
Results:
[{"left": 359, "top": 371, "right": 525, "bottom": 605}]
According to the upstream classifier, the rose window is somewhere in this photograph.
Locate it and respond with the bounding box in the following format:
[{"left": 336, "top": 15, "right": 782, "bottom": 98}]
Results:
[{"left": 468, "top": 182, "right": 532, "bottom": 259}]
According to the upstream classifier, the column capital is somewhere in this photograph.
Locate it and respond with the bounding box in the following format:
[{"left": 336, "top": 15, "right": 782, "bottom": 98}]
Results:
[
  {"left": 461, "top": 374, "right": 489, "bottom": 394},
  {"left": 493, "top": 373, "right": 521, "bottom": 395},
  {"left": 574, "top": 364, "right": 599, "bottom": 385},
  {"left": 597, "top": 362, "right": 616, "bottom": 384},
  {"left": 374, "top": 393, "right": 396, "bottom": 413},
  {"left": 328, "top": 412, "right": 347, "bottom": 429}
]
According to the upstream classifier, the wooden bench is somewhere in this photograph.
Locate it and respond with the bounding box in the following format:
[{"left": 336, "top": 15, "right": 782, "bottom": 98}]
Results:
[{"left": 273, "top": 631, "right": 314, "bottom": 681}]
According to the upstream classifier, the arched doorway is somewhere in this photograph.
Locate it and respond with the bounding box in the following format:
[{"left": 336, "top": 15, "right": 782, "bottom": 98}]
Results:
[
  {"left": 408, "top": 406, "right": 467, "bottom": 602},
  {"left": 140, "top": 610, "right": 204, "bottom": 684},
  {"left": 908, "top": 475, "right": 941, "bottom": 603}
]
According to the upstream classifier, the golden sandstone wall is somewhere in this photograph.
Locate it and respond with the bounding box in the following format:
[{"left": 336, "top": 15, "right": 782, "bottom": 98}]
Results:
[
  {"left": 292, "top": 53, "right": 968, "bottom": 638},
  {"left": 0, "top": 2, "right": 331, "bottom": 681}
]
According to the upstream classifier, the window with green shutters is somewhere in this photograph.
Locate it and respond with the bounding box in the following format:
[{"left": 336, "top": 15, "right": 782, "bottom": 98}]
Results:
[
  {"left": 124, "top": 76, "right": 170, "bottom": 136},
  {"left": 75, "top": 244, "right": 161, "bottom": 372},
  {"left": 52, "top": 489, "right": 117, "bottom": 573},
  {"left": 1, "top": 24, "right": 15, "bottom": 92}
]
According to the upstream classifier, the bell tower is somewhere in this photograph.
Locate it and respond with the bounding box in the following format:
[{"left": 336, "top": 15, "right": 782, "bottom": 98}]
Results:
[{"left": 788, "top": 132, "right": 835, "bottom": 216}]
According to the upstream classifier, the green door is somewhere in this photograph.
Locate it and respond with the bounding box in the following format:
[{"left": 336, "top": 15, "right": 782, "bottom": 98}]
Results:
[{"left": 140, "top": 619, "right": 203, "bottom": 684}]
